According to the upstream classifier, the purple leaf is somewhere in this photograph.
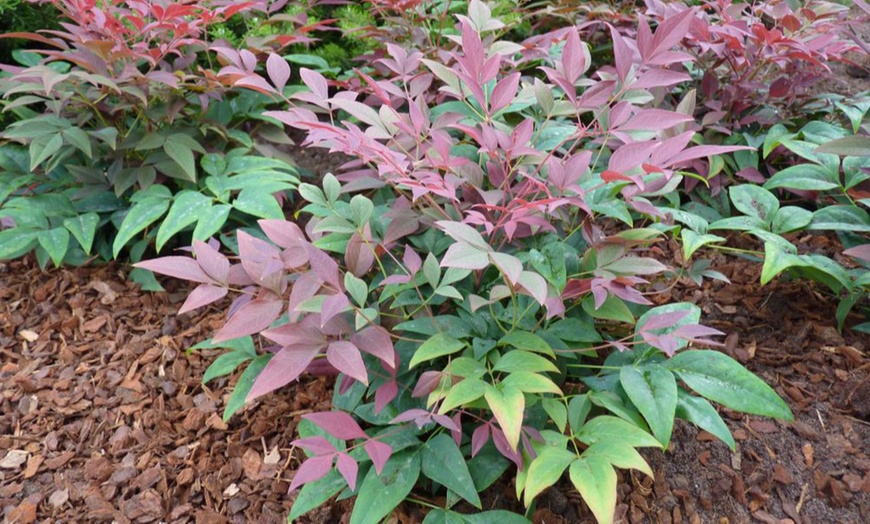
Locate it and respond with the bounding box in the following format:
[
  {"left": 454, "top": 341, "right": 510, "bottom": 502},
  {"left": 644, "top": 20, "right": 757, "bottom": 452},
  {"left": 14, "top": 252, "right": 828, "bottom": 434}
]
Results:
[
  {"left": 489, "top": 72, "right": 520, "bottom": 114},
  {"left": 561, "top": 29, "right": 586, "bottom": 83},
  {"left": 293, "top": 436, "right": 337, "bottom": 456},
  {"left": 471, "top": 423, "right": 490, "bottom": 457},
  {"left": 213, "top": 294, "right": 284, "bottom": 343},
  {"left": 193, "top": 240, "right": 229, "bottom": 284},
  {"left": 336, "top": 453, "right": 359, "bottom": 491},
  {"left": 412, "top": 371, "right": 443, "bottom": 398},
  {"left": 491, "top": 427, "right": 523, "bottom": 469},
  {"left": 288, "top": 272, "right": 323, "bottom": 320},
  {"left": 609, "top": 26, "right": 633, "bottom": 82},
  {"left": 650, "top": 8, "right": 696, "bottom": 59},
  {"left": 364, "top": 440, "right": 393, "bottom": 475},
  {"left": 261, "top": 323, "right": 326, "bottom": 349},
  {"left": 300, "top": 67, "right": 328, "bottom": 101},
  {"left": 618, "top": 109, "right": 694, "bottom": 132},
  {"left": 390, "top": 409, "right": 432, "bottom": 426},
  {"left": 374, "top": 380, "right": 398, "bottom": 414},
  {"left": 403, "top": 245, "right": 422, "bottom": 275},
  {"left": 266, "top": 53, "right": 291, "bottom": 92},
  {"left": 235, "top": 75, "right": 279, "bottom": 96},
  {"left": 432, "top": 414, "right": 460, "bottom": 432},
  {"left": 351, "top": 325, "right": 396, "bottom": 369},
  {"left": 288, "top": 454, "right": 333, "bottom": 492},
  {"left": 134, "top": 257, "right": 212, "bottom": 284},
  {"left": 321, "top": 293, "right": 351, "bottom": 327},
  {"left": 381, "top": 274, "right": 411, "bottom": 285},
  {"left": 326, "top": 341, "right": 368, "bottom": 385},
  {"left": 304, "top": 244, "right": 341, "bottom": 289},
  {"left": 303, "top": 411, "right": 367, "bottom": 440},
  {"left": 640, "top": 310, "right": 691, "bottom": 332},
  {"left": 608, "top": 140, "right": 659, "bottom": 173},
  {"left": 673, "top": 324, "right": 725, "bottom": 340},
  {"left": 238, "top": 231, "right": 284, "bottom": 293},
  {"left": 346, "top": 230, "right": 376, "bottom": 277},
  {"left": 179, "top": 284, "right": 228, "bottom": 314},
  {"left": 247, "top": 344, "right": 321, "bottom": 401}
]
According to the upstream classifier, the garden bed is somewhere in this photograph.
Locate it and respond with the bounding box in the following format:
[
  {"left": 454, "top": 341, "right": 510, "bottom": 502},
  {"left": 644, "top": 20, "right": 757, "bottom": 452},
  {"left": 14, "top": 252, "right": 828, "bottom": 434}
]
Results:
[{"left": 1, "top": 248, "right": 867, "bottom": 524}]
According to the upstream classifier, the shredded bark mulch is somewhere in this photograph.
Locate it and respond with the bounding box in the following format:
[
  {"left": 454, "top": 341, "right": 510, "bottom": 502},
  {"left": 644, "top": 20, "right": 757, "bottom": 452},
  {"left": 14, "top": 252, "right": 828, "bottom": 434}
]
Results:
[{"left": 1, "top": 246, "right": 868, "bottom": 523}]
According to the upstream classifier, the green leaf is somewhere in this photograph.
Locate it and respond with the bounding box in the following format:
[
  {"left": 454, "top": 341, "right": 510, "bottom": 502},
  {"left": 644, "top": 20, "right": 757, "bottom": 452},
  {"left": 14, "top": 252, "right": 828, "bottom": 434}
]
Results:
[
  {"left": 233, "top": 189, "right": 284, "bottom": 219},
  {"left": 223, "top": 354, "right": 270, "bottom": 421},
  {"left": 583, "top": 441, "right": 653, "bottom": 478},
  {"left": 493, "top": 351, "right": 559, "bottom": 374},
  {"left": 350, "top": 451, "right": 421, "bottom": 524},
  {"left": 498, "top": 331, "right": 554, "bottom": 357},
  {"left": 814, "top": 135, "right": 870, "bottom": 157},
  {"left": 761, "top": 241, "right": 804, "bottom": 285},
  {"left": 582, "top": 295, "right": 635, "bottom": 323},
  {"left": 284, "top": 53, "right": 331, "bottom": 69},
  {"left": 576, "top": 415, "right": 661, "bottom": 449},
  {"left": 37, "top": 227, "right": 70, "bottom": 267},
  {"left": 62, "top": 128, "right": 92, "bottom": 158},
  {"left": 289, "top": 469, "right": 347, "bottom": 521},
  {"left": 423, "top": 253, "right": 441, "bottom": 288},
  {"left": 349, "top": 195, "right": 374, "bottom": 226},
  {"left": 113, "top": 198, "right": 170, "bottom": 257},
  {"left": 729, "top": 185, "right": 779, "bottom": 222},
  {"left": 437, "top": 378, "right": 487, "bottom": 413},
  {"left": 192, "top": 204, "right": 232, "bottom": 241},
  {"left": 63, "top": 212, "right": 99, "bottom": 255},
  {"left": 203, "top": 350, "right": 254, "bottom": 384},
  {"left": 344, "top": 273, "right": 368, "bottom": 307},
  {"left": 422, "top": 509, "right": 467, "bottom": 524},
  {"left": 763, "top": 164, "right": 840, "bottom": 192},
  {"left": 567, "top": 394, "right": 591, "bottom": 432},
  {"left": 681, "top": 230, "right": 725, "bottom": 259},
  {"left": 485, "top": 385, "right": 525, "bottom": 451},
  {"left": 620, "top": 365, "right": 678, "bottom": 446},
  {"left": 421, "top": 434, "right": 481, "bottom": 508},
  {"left": 542, "top": 398, "right": 568, "bottom": 433},
  {"left": 163, "top": 140, "right": 197, "bottom": 181},
  {"left": 569, "top": 455, "right": 617, "bottom": 524},
  {"left": 29, "top": 133, "right": 63, "bottom": 170},
  {"left": 156, "top": 191, "right": 213, "bottom": 252},
  {"left": 522, "top": 446, "right": 575, "bottom": 506},
  {"left": 675, "top": 390, "right": 735, "bottom": 451},
  {"left": 501, "top": 371, "right": 562, "bottom": 395},
  {"left": 129, "top": 268, "right": 164, "bottom": 291},
  {"left": 770, "top": 206, "right": 813, "bottom": 234},
  {"left": 409, "top": 333, "right": 465, "bottom": 369},
  {"left": 664, "top": 350, "right": 793, "bottom": 420},
  {"left": 808, "top": 206, "right": 870, "bottom": 232}
]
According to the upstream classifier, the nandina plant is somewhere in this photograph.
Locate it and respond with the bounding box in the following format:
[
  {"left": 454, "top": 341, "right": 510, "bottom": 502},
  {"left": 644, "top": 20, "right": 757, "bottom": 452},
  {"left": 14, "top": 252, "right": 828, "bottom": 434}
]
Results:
[
  {"left": 0, "top": 0, "right": 303, "bottom": 273},
  {"left": 140, "top": 2, "right": 792, "bottom": 522}
]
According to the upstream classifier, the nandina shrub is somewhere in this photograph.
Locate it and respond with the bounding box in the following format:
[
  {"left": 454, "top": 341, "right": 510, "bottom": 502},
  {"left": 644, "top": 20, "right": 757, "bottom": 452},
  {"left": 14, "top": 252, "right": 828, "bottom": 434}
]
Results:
[
  {"left": 645, "top": 0, "right": 857, "bottom": 131},
  {"left": 0, "top": 0, "right": 302, "bottom": 273},
  {"left": 140, "top": 2, "right": 792, "bottom": 521}
]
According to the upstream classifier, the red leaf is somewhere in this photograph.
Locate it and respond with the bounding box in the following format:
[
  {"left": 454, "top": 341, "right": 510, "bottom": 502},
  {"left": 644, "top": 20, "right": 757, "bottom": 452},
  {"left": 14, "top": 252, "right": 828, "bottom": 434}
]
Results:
[
  {"left": 364, "top": 440, "right": 393, "bottom": 475},
  {"left": 412, "top": 371, "right": 442, "bottom": 398},
  {"left": 213, "top": 294, "right": 284, "bottom": 343},
  {"left": 326, "top": 341, "right": 368, "bottom": 385},
  {"left": 561, "top": 29, "right": 586, "bottom": 83},
  {"left": 134, "top": 257, "right": 212, "bottom": 284},
  {"left": 247, "top": 344, "right": 321, "bottom": 401},
  {"left": 351, "top": 325, "right": 396, "bottom": 369},
  {"left": 288, "top": 454, "right": 334, "bottom": 492},
  {"left": 650, "top": 8, "right": 696, "bottom": 59},
  {"left": 601, "top": 170, "right": 634, "bottom": 183},
  {"left": 179, "top": 284, "right": 228, "bottom": 314},
  {"left": 336, "top": 453, "right": 359, "bottom": 491},
  {"left": 471, "top": 423, "right": 490, "bottom": 457},
  {"left": 303, "top": 411, "right": 367, "bottom": 440},
  {"left": 266, "top": 53, "right": 290, "bottom": 92}
]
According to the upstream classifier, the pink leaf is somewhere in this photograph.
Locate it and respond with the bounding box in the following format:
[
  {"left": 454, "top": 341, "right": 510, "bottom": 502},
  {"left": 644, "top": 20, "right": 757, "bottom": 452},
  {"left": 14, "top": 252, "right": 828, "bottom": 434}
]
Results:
[
  {"left": 618, "top": 109, "right": 694, "bottom": 132},
  {"left": 261, "top": 323, "right": 326, "bottom": 349},
  {"left": 179, "top": 284, "right": 228, "bottom": 314},
  {"left": 432, "top": 414, "right": 460, "bottom": 432},
  {"left": 213, "top": 294, "right": 284, "bottom": 343},
  {"left": 650, "top": 8, "right": 696, "bottom": 59},
  {"left": 374, "top": 380, "right": 398, "bottom": 414},
  {"left": 304, "top": 244, "right": 341, "bottom": 288},
  {"left": 609, "top": 26, "right": 633, "bottom": 82},
  {"left": 364, "top": 440, "right": 393, "bottom": 475},
  {"left": 608, "top": 140, "right": 659, "bottom": 173},
  {"left": 266, "top": 53, "right": 290, "bottom": 92},
  {"left": 489, "top": 72, "right": 520, "bottom": 114},
  {"left": 412, "top": 371, "right": 443, "bottom": 398},
  {"left": 193, "top": 240, "right": 229, "bottom": 283},
  {"left": 561, "top": 29, "right": 586, "bottom": 83},
  {"left": 321, "top": 293, "right": 351, "bottom": 327},
  {"left": 234, "top": 75, "right": 279, "bottom": 96},
  {"left": 326, "top": 341, "right": 368, "bottom": 385},
  {"left": 336, "top": 453, "right": 359, "bottom": 491},
  {"left": 134, "top": 257, "right": 212, "bottom": 284},
  {"left": 300, "top": 67, "right": 328, "bottom": 101},
  {"left": 346, "top": 230, "right": 376, "bottom": 277},
  {"left": 640, "top": 310, "right": 691, "bottom": 332},
  {"left": 258, "top": 219, "right": 306, "bottom": 249},
  {"left": 247, "top": 344, "right": 321, "bottom": 401},
  {"left": 673, "top": 324, "right": 725, "bottom": 340},
  {"left": 288, "top": 272, "right": 322, "bottom": 320},
  {"left": 351, "top": 325, "right": 396, "bottom": 369},
  {"left": 491, "top": 427, "right": 523, "bottom": 469},
  {"left": 403, "top": 245, "right": 422, "bottom": 275},
  {"left": 288, "top": 454, "right": 334, "bottom": 492},
  {"left": 844, "top": 244, "right": 870, "bottom": 262},
  {"left": 303, "top": 411, "right": 367, "bottom": 440},
  {"left": 293, "top": 436, "right": 337, "bottom": 456}
]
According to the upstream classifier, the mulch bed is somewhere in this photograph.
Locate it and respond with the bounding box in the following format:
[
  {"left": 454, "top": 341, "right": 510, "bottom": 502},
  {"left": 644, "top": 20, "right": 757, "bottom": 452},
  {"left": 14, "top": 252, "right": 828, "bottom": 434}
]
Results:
[{"left": 1, "top": 246, "right": 868, "bottom": 523}]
